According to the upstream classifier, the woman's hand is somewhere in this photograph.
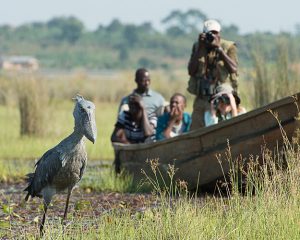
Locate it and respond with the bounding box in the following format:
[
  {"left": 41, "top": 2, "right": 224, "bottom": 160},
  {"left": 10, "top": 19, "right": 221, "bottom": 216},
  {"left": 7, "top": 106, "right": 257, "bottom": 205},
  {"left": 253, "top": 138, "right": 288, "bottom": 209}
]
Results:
[
  {"left": 222, "top": 92, "right": 237, "bottom": 117},
  {"left": 210, "top": 98, "right": 217, "bottom": 118}
]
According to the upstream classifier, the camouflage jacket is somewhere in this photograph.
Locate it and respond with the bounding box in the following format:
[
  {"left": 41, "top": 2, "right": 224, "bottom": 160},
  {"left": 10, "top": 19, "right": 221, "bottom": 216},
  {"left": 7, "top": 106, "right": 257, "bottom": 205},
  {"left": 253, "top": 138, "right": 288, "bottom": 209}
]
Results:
[{"left": 187, "top": 38, "right": 238, "bottom": 96}]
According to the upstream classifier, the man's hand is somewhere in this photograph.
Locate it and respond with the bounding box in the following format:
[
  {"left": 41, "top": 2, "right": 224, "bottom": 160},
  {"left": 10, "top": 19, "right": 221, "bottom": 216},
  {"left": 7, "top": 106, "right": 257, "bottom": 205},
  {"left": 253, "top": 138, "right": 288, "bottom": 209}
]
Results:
[
  {"left": 208, "top": 33, "right": 221, "bottom": 49},
  {"left": 197, "top": 33, "right": 207, "bottom": 50},
  {"left": 129, "top": 94, "right": 144, "bottom": 109},
  {"left": 198, "top": 32, "right": 206, "bottom": 44},
  {"left": 169, "top": 105, "right": 182, "bottom": 122}
]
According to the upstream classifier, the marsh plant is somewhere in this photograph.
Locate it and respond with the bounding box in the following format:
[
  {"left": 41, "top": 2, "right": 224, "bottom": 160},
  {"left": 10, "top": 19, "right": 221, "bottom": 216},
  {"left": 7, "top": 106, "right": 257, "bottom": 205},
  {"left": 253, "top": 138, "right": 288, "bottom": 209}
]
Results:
[
  {"left": 109, "top": 132, "right": 300, "bottom": 239},
  {"left": 140, "top": 158, "right": 189, "bottom": 199},
  {"left": 16, "top": 76, "right": 49, "bottom": 136},
  {"left": 2, "top": 118, "right": 300, "bottom": 239},
  {"left": 252, "top": 41, "right": 300, "bottom": 108}
]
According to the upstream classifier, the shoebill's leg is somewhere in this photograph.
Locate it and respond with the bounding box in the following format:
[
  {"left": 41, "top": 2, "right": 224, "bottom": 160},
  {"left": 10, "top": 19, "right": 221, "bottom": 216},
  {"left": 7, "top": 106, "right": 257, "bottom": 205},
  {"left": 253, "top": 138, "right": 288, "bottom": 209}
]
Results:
[
  {"left": 40, "top": 187, "right": 55, "bottom": 237},
  {"left": 40, "top": 200, "right": 49, "bottom": 237},
  {"left": 63, "top": 187, "right": 73, "bottom": 222}
]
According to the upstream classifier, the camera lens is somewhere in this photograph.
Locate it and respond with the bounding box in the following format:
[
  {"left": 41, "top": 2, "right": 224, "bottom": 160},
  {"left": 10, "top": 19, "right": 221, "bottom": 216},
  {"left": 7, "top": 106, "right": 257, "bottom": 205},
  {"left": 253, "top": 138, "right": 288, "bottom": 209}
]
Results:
[{"left": 205, "top": 32, "right": 214, "bottom": 43}]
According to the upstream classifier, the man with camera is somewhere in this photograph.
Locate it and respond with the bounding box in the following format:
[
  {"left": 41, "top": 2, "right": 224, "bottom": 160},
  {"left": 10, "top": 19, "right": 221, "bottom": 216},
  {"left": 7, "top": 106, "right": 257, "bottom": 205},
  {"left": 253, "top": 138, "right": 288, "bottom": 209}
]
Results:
[{"left": 187, "top": 19, "right": 238, "bottom": 130}]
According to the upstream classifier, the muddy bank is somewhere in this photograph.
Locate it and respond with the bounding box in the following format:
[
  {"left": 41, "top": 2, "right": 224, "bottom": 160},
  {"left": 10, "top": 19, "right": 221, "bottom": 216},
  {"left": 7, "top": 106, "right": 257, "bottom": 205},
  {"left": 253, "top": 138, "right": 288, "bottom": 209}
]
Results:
[{"left": 0, "top": 182, "right": 156, "bottom": 238}]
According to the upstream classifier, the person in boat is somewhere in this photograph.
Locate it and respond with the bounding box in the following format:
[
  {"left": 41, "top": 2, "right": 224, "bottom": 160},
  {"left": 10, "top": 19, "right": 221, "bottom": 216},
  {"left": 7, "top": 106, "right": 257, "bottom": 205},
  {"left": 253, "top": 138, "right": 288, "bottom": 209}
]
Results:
[
  {"left": 187, "top": 19, "right": 239, "bottom": 130},
  {"left": 156, "top": 93, "right": 191, "bottom": 140},
  {"left": 111, "top": 93, "right": 155, "bottom": 144},
  {"left": 118, "top": 68, "right": 165, "bottom": 133},
  {"left": 205, "top": 84, "right": 246, "bottom": 126}
]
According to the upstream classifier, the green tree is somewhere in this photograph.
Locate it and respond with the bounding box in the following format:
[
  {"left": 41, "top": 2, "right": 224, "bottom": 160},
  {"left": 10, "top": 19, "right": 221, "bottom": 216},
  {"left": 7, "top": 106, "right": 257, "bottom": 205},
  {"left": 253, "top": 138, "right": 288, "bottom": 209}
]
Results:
[
  {"left": 137, "top": 22, "right": 155, "bottom": 34},
  {"left": 222, "top": 24, "right": 240, "bottom": 36},
  {"left": 106, "top": 19, "right": 123, "bottom": 33},
  {"left": 161, "top": 9, "right": 207, "bottom": 35},
  {"left": 166, "top": 26, "right": 185, "bottom": 37},
  {"left": 47, "top": 16, "right": 84, "bottom": 44},
  {"left": 123, "top": 24, "right": 139, "bottom": 47},
  {"left": 119, "top": 45, "right": 129, "bottom": 61}
]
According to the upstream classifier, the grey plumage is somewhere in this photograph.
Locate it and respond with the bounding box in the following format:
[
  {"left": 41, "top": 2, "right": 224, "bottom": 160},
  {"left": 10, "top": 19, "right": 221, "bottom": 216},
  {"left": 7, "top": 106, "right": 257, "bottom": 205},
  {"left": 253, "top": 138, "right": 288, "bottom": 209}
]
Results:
[{"left": 24, "top": 95, "right": 97, "bottom": 236}]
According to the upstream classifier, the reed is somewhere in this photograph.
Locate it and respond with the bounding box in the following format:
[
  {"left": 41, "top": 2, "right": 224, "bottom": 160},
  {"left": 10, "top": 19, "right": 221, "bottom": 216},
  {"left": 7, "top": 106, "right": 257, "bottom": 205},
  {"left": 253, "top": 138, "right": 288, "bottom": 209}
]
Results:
[
  {"left": 1, "top": 65, "right": 300, "bottom": 181},
  {"left": 16, "top": 76, "right": 48, "bottom": 136},
  {"left": 2, "top": 115, "right": 300, "bottom": 239},
  {"left": 251, "top": 41, "right": 300, "bottom": 108},
  {"left": 252, "top": 50, "right": 273, "bottom": 107}
]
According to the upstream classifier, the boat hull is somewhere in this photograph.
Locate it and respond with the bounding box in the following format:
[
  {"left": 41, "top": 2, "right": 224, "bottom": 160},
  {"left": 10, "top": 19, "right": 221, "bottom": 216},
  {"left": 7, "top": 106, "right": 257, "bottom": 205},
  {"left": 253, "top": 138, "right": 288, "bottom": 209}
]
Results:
[{"left": 114, "top": 94, "right": 300, "bottom": 190}]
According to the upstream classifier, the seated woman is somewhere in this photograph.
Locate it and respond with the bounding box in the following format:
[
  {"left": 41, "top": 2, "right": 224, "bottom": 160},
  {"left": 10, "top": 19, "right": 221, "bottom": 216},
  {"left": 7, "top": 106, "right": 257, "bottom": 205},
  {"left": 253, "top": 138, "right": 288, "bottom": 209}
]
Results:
[
  {"left": 156, "top": 93, "right": 191, "bottom": 140},
  {"left": 111, "top": 93, "right": 155, "bottom": 144},
  {"left": 205, "top": 84, "right": 246, "bottom": 126}
]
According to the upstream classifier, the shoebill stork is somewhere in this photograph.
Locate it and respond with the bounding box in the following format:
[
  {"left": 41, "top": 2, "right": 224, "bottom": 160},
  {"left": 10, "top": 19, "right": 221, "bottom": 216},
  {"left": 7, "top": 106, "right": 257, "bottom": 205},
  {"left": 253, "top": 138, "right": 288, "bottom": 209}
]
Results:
[{"left": 24, "top": 95, "right": 97, "bottom": 236}]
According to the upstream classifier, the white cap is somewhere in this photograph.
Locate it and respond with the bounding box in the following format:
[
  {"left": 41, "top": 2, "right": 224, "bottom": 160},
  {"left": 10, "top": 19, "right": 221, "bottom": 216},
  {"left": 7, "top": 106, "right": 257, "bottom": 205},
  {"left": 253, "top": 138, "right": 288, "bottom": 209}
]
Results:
[
  {"left": 215, "top": 83, "right": 233, "bottom": 94},
  {"left": 203, "top": 19, "right": 221, "bottom": 33}
]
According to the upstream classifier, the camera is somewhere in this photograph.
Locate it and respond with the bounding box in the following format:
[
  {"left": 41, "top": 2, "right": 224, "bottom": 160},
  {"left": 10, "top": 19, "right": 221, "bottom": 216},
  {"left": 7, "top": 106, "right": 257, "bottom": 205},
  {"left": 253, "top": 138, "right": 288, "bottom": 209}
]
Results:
[{"left": 205, "top": 31, "right": 215, "bottom": 43}]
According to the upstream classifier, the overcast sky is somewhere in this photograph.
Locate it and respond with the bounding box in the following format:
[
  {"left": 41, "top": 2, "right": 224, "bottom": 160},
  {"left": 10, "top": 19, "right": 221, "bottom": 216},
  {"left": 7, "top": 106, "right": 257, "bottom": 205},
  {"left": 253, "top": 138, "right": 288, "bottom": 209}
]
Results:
[{"left": 1, "top": 0, "right": 299, "bottom": 34}]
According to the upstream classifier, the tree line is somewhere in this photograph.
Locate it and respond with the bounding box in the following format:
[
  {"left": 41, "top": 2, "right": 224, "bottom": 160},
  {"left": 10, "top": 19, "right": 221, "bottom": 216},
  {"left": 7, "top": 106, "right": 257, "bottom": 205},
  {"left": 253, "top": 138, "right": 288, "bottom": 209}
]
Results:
[{"left": 0, "top": 9, "right": 300, "bottom": 70}]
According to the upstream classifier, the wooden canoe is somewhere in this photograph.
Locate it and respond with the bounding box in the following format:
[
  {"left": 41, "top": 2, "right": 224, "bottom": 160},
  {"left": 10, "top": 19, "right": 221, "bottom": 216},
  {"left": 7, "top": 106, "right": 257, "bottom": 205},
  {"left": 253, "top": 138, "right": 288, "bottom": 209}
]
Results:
[{"left": 113, "top": 93, "right": 300, "bottom": 190}]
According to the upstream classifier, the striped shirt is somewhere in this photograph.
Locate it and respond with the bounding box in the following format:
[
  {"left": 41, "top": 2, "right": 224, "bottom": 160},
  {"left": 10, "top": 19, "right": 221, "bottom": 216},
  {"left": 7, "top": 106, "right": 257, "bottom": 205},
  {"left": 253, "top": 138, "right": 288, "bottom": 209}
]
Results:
[
  {"left": 116, "top": 111, "right": 147, "bottom": 143},
  {"left": 118, "top": 89, "right": 165, "bottom": 128}
]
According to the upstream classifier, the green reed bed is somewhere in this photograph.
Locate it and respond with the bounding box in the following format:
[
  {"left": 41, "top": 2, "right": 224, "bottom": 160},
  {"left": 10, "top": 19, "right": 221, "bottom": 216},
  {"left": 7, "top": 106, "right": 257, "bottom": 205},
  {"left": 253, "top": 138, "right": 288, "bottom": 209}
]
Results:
[
  {"left": 32, "top": 136, "right": 300, "bottom": 239},
  {"left": 80, "top": 167, "right": 137, "bottom": 193},
  {"left": 0, "top": 101, "right": 116, "bottom": 159},
  {"left": 7, "top": 191, "right": 300, "bottom": 239},
  {"left": 2, "top": 133, "right": 300, "bottom": 239},
  {"left": 0, "top": 101, "right": 117, "bottom": 182},
  {"left": 2, "top": 69, "right": 300, "bottom": 238}
]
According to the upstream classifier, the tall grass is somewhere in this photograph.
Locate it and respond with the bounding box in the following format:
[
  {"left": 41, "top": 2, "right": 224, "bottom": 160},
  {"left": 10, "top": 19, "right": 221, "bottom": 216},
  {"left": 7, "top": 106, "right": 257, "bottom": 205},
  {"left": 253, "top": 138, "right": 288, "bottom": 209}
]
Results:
[
  {"left": 0, "top": 69, "right": 196, "bottom": 165},
  {"left": 6, "top": 129, "right": 300, "bottom": 239},
  {"left": 0, "top": 101, "right": 116, "bottom": 159},
  {"left": 0, "top": 61, "right": 299, "bottom": 178},
  {"left": 1, "top": 46, "right": 300, "bottom": 238},
  {"left": 252, "top": 51, "right": 272, "bottom": 107},
  {"left": 80, "top": 167, "right": 137, "bottom": 193},
  {"left": 275, "top": 40, "right": 290, "bottom": 99},
  {"left": 16, "top": 76, "right": 48, "bottom": 136},
  {"left": 251, "top": 40, "right": 300, "bottom": 108}
]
